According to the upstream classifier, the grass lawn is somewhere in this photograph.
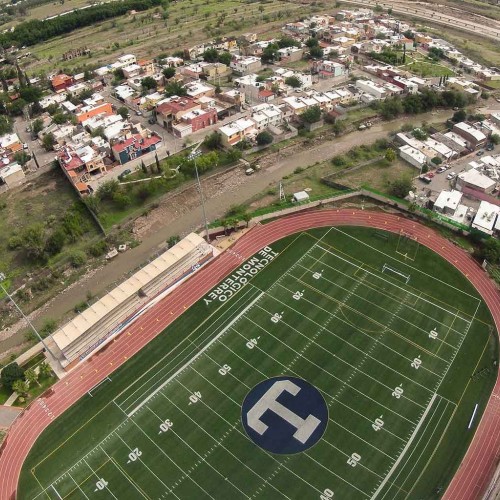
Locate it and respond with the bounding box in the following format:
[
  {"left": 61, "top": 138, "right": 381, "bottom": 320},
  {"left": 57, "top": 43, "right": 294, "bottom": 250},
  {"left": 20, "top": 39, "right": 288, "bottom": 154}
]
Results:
[
  {"left": 0, "top": 383, "right": 11, "bottom": 404},
  {"left": 18, "top": 227, "right": 497, "bottom": 499},
  {"left": 23, "top": 0, "right": 318, "bottom": 75},
  {"left": 402, "top": 60, "right": 455, "bottom": 77},
  {"left": 13, "top": 373, "right": 58, "bottom": 408}
]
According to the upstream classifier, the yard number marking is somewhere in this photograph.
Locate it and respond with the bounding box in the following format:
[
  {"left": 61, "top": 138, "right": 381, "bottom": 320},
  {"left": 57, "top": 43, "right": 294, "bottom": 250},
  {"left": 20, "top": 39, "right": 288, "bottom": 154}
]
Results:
[
  {"left": 312, "top": 271, "right": 323, "bottom": 280},
  {"left": 392, "top": 384, "right": 404, "bottom": 399},
  {"left": 347, "top": 452, "right": 361, "bottom": 467},
  {"left": 411, "top": 356, "right": 422, "bottom": 370},
  {"left": 320, "top": 488, "right": 334, "bottom": 499},
  {"left": 292, "top": 290, "right": 304, "bottom": 300},
  {"left": 95, "top": 479, "right": 108, "bottom": 492},
  {"left": 246, "top": 338, "right": 259, "bottom": 349},
  {"left": 189, "top": 391, "right": 202, "bottom": 404},
  {"left": 271, "top": 312, "right": 283, "bottom": 324},
  {"left": 429, "top": 328, "right": 438, "bottom": 340},
  {"left": 218, "top": 364, "right": 232, "bottom": 376},
  {"left": 372, "top": 416, "right": 384, "bottom": 432},
  {"left": 158, "top": 419, "right": 173, "bottom": 434},
  {"left": 127, "top": 448, "right": 142, "bottom": 463}
]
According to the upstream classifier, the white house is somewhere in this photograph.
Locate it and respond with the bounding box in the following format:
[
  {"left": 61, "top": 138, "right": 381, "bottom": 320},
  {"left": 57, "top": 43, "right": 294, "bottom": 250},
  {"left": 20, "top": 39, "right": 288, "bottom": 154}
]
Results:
[
  {"left": 471, "top": 201, "right": 500, "bottom": 235},
  {"left": 399, "top": 145, "right": 427, "bottom": 169},
  {"left": 433, "top": 189, "right": 462, "bottom": 216},
  {"left": 250, "top": 103, "right": 283, "bottom": 131}
]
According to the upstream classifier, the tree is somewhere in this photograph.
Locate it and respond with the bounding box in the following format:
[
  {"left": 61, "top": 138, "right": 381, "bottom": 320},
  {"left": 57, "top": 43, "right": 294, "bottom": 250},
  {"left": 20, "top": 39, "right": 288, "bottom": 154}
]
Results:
[
  {"left": 490, "top": 134, "right": 500, "bottom": 145},
  {"left": 203, "top": 47, "right": 218, "bottom": 62},
  {"left": 431, "top": 156, "right": 442, "bottom": 165},
  {"left": 204, "top": 132, "right": 222, "bottom": 150},
  {"left": 162, "top": 67, "right": 176, "bottom": 79},
  {"left": 38, "top": 361, "right": 53, "bottom": 378},
  {"left": 1, "top": 362, "right": 24, "bottom": 390},
  {"left": 309, "top": 46, "right": 324, "bottom": 59},
  {"left": 481, "top": 91, "right": 490, "bottom": 100},
  {"left": 242, "top": 212, "right": 251, "bottom": 228},
  {"left": 301, "top": 105, "right": 322, "bottom": 124},
  {"left": 117, "top": 106, "right": 129, "bottom": 119},
  {"left": 42, "top": 133, "right": 56, "bottom": 151},
  {"left": 261, "top": 44, "right": 279, "bottom": 64},
  {"left": 256, "top": 131, "right": 273, "bottom": 146},
  {"left": 217, "top": 51, "right": 231, "bottom": 66},
  {"left": 385, "top": 148, "right": 396, "bottom": 162},
  {"left": 390, "top": 176, "right": 413, "bottom": 198},
  {"left": 165, "top": 81, "right": 187, "bottom": 97},
  {"left": 452, "top": 109, "right": 466, "bottom": 123},
  {"left": 141, "top": 76, "right": 157, "bottom": 91},
  {"left": 69, "top": 250, "right": 87, "bottom": 267},
  {"left": 20, "top": 223, "right": 46, "bottom": 261},
  {"left": 141, "top": 160, "right": 148, "bottom": 174},
  {"left": 25, "top": 367, "right": 39, "bottom": 387},
  {"left": 52, "top": 112, "right": 68, "bottom": 125},
  {"left": 305, "top": 37, "right": 319, "bottom": 48},
  {"left": 0, "top": 115, "right": 12, "bottom": 135},
  {"left": 32, "top": 117, "right": 44, "bottom": 135},
  {"left": 482, "top": 238, "right": 500, "bottom": 264},
  {"left": 167, "top": 235, "right": 180, "bottom": 248},
  {"left": 12, "top": 379, "right": 29, "bottom": 397},
  {"left": 45, "top": 229, "right": 66, "bottom": 255},
  {"left": 285, "top": 76, "right": 302, "bottom": 88},
  {"left": 14, "top": 151, "right": 30, "bottom": 166},
  {"left": 19, "top": 86, "right": 42, "bottom": 104}
]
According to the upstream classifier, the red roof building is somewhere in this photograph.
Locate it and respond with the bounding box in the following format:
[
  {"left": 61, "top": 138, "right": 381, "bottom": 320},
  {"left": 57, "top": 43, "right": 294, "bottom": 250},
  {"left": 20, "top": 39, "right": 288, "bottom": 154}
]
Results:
[
  {"left": 112, "top": 134, "right": 162, "bottom": 164},
  {"left": 51, "top": 74, "right": 75, "bottom": 92}
]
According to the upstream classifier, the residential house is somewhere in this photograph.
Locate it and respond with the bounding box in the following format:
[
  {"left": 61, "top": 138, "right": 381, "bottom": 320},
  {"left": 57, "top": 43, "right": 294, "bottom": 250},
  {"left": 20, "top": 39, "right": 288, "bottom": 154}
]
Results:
[
  {"left": 313, "top": 60, "right": 346, "bottom": 78},
  {"left": 277, "top": 47, "right": 304, "bottom": 63},
  {"left": 172, "top": 107, "right": 218, "bottom": 138},
  {"left": 184, "top": 81, "right": 215, "bottom": 99},
  {"left": 433, "top": 189, "right": 462, "bottom": 216},
  {"left": 399, "top": 145, "right": 427, "bottom": 169},
  {"left": 112, "top": 133, "right": 162, "bottom": 164},
  {"left": 456, "top": 169, "right": 496, "bottom": 194},
  {"left": 355, "top": 79, "right": 387, "bottom": 100},
  {"left": 155, "top": 97, "right": 201, "bottom": 130},
  {"left": 230, "top": 55, "right": 262, "bottom": 75},
  {"left": 76, "top": 102, "right": 114, "bottom": 124},
  {"left": 0, "top": 163, "right": 25, "bottom": 189},
  {"left": 51, "top": 74, "right": 75, "bottom": 92},
  {"left": 471, "top": 201, "right": 500, "bottom": 235},
  {"left": 218, "top": 118, "right": 257, "bottom": 147},
  {"left": 250, "top": 103, "right": 283, "bottom": 131},
  {"left": 452, "top": 122, "right": 487, "bottom": 149},
  {"left": 122, "top": 64, "right": 142, "bottom": 79}
]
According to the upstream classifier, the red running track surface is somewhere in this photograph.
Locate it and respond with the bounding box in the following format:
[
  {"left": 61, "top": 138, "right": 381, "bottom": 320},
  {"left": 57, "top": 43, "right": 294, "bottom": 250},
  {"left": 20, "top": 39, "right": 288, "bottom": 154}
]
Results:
[{"left": 0, "top": 209, "right": 499, "bottom": 500}]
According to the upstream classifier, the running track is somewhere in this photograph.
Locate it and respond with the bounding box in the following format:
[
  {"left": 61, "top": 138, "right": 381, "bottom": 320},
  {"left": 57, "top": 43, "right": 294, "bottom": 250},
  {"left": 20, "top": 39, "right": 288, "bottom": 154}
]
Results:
[{"left": 0, "top": 209, "right": 499, "bottom": 500}]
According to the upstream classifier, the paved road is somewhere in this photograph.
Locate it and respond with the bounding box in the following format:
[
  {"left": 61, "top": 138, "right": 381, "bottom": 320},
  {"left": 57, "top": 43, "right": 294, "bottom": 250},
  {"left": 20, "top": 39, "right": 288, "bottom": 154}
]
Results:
[{"left": 0, "top": 108, "right": 456, "bottom": 360}]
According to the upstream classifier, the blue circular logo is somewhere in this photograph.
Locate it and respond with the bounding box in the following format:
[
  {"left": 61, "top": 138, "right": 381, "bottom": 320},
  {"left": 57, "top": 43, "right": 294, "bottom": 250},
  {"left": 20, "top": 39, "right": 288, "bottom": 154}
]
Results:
[{"left": 241, "top": 376, "right": 328, "bottom": 454}]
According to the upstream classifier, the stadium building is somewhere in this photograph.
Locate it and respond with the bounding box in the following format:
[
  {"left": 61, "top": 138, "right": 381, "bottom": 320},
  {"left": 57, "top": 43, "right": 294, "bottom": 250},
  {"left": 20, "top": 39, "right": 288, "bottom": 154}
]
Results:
[{"left": 50, "top": 233, "right": 213, "bottom": 370}]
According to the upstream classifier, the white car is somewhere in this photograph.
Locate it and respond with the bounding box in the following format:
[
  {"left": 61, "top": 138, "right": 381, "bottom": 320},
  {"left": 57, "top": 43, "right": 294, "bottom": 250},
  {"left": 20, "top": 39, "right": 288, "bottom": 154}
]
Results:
[{"left": 446, "top": 172, "right": 456, "bottom": 180}]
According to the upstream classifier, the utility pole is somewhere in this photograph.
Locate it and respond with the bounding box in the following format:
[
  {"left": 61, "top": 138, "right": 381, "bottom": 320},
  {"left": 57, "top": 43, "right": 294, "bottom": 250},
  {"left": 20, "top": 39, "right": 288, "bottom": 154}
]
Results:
[
  {"left": 188, "top": 143, "right": 210, "bottom": 243},
  {"left": 0, "top": 273, "right": 56, "bottom": 358}
]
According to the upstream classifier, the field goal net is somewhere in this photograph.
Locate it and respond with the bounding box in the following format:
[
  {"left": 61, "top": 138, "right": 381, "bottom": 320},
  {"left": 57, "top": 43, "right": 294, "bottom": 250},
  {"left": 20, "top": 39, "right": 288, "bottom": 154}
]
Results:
[
  {"left": 396, "top": 230, "right": 420, "bottom": 261},
  {"left": 382, "top": 263, "right": 411, "bottom": 284}
]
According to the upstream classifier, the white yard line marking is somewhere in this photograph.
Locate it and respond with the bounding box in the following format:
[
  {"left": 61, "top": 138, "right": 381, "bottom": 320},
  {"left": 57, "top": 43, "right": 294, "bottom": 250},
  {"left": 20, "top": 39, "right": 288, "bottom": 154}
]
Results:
[
  {"left": 68, "top": 473, "right": 91, "bottom": 500},
  {"left": 295, "top": 256, "right": 469, "bottom": 341},
  {"left": 155, "top": 393, "right": 292, "bottom": 500},
  {"left": 329, "top": 227, "right": 481, "bottom": 302},
  {"left": 172, "top": 377, "right": 324, "bottom": 497},
  {"left": 99, "top": 446, "right": 151, "bottom": 500},
  {"left": 50, "top": 485, "right": 62, "bottom": 500},
  {"left": 126, "top": 292, "right": 264, "bottom": 416},
  {"left": 116, "top": 286, "right": 257, "bottom": 410},
  {"left": 82, "top": 458, "right": 119, "bottom": 500},
  {"left": 370, "top": 393, "right": 438, "bottom": 500}
]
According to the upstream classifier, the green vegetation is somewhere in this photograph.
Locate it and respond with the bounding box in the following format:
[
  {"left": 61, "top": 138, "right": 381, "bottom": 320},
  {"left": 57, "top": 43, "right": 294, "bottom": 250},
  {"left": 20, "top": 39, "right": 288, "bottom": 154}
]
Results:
[
  {"left": 0, "top": 0, "right": 162, "bottom": 47},
  {"left": 18, "top": 228, "right": 497, "bottom": 500}
]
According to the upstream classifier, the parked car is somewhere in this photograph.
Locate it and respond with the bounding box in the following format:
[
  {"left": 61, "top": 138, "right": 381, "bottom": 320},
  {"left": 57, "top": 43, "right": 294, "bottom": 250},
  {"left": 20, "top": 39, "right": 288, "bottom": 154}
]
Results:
[
  {"left": 427, "top": 172, "right": 435, "bottom": 178},
  {"left": 436, "top": 166, "right": 446, "bottom": 173},
  {"left": 486, "top": 143, "right": 494, "bottom": 151},
  {"left": 136, "top": 110, "right": 143, "bottom": 116},
  {"left": 118, "top": 168, "right": 132, "bottom": 180},
  {"left": 446, "top": 172, "right": 456, "bottom": 180},
  {"left": 22, "top": 143, "right": 28, "bottom": 150},
  {"left": 419, "top": 175, "right": 432, "bottom": 184},
  {"left": 476, "top": 150, "right": 484, "bottom": 156}
]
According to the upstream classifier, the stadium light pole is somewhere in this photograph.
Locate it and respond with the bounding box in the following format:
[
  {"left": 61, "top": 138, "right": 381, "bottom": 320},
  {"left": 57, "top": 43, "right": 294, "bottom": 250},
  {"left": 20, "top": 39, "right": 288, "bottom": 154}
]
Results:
[
  {"left": 0, "top": 272, "right": 56, "bottom": 358},
  {"left": 188, "top": 149, "right": 210, "bottom": 243}
]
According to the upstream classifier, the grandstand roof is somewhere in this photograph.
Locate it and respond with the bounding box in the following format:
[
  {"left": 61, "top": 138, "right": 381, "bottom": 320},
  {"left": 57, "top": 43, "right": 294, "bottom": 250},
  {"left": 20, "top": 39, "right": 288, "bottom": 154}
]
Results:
[{"left": 52, "top": 233, "right": 207, "bottom": 353}]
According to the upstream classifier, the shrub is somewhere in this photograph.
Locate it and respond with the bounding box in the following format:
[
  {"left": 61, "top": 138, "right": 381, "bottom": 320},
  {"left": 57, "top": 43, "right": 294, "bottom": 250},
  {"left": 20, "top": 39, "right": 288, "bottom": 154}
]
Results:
[
  {"left": 69, "top": 250, "right": 87, "bottom": 268},
  {"left": 256, "top": 131, "right": 273, "bottom": 146},
  {"left": 1, "top": 362, "right": 24, "bottom": 390},
  {"left": 87, "top": 240, "right": 108, "bottom": 257}
]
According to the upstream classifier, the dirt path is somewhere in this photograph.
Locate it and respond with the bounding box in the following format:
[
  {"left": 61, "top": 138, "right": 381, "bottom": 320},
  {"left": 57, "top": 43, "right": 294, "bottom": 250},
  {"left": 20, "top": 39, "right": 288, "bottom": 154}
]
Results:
[{"left": 0, "top": 110, "right": 452, "bottom": 358}]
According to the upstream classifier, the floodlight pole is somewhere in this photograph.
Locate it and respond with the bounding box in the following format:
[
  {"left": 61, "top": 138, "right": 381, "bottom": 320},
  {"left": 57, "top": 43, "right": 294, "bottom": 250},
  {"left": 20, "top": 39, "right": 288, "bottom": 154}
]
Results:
[
  {"left": 189, "top": 149, "right": 210, "bottom": 243},
  {"left": 0, "top": 273, "right": 56, "bottom": 358}
]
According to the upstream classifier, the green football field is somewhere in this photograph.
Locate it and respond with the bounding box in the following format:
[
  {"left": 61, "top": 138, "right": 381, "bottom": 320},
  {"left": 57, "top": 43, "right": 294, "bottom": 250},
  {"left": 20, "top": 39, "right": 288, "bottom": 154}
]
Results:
[{"left": 20, "top": 227, "right": 497, "bottom": 500}]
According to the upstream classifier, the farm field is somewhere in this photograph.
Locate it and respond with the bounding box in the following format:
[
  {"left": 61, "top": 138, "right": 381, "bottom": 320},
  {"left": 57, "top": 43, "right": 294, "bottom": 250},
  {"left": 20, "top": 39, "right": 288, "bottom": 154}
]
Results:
[{"left": 19, "top": 226, "right": 497, "bottom": 499}]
